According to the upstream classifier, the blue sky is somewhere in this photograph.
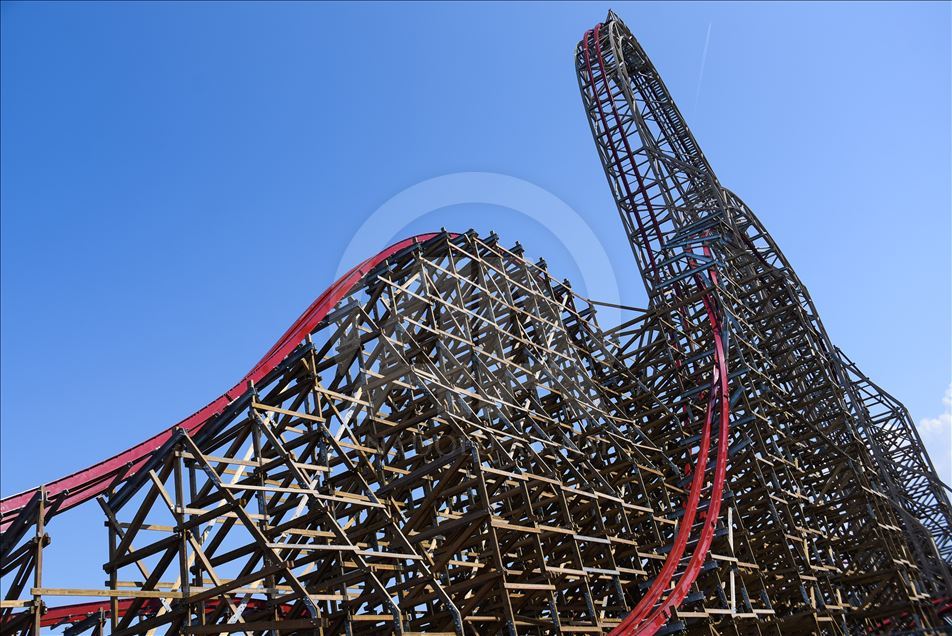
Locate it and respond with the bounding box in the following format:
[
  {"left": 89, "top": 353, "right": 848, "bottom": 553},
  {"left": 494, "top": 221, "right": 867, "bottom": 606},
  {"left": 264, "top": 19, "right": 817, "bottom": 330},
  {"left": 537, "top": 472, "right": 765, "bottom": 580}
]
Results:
[{"left": 2, "top": 1, "right": 950, "bottom": 592}]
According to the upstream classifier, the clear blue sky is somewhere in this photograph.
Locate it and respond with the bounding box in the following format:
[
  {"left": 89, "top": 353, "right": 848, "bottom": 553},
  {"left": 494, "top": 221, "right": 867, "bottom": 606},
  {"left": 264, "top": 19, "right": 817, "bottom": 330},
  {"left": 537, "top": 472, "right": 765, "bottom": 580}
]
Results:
[{"left": 2, "top": 1, "right": 950, "bottom": 593}]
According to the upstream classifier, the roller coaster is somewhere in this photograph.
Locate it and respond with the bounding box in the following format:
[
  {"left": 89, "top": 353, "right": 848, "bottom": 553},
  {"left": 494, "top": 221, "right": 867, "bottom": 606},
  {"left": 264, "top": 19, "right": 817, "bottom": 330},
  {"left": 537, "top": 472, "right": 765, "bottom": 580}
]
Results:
[{"left": 2, "top": 10, "right": 950, "bottom": 636}]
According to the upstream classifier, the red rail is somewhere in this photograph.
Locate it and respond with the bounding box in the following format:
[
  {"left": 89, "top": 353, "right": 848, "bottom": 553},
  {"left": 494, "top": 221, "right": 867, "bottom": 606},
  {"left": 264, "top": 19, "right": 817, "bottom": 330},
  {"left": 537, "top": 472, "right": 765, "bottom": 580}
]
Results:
[
  {"left": 11, "top": 597, "right": 290, "bottom": 629},
  {"left": 580, "top": 22, "right": 732, "bottom": 636},
  {"left": 0, "top": 233, "right": 451, "bottom": 531}
]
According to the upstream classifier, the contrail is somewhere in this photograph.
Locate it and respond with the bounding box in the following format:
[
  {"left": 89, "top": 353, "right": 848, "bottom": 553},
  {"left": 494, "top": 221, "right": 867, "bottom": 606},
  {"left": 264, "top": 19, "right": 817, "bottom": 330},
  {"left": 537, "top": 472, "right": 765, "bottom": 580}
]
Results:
[{"left": 694, "top": 22, "right": 712, "bottom": 112}]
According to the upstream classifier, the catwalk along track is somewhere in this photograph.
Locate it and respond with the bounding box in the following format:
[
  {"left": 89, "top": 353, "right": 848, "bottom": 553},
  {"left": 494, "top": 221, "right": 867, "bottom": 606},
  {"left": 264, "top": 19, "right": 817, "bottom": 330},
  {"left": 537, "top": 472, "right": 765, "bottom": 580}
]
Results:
[{"left": 2, "top": 10, "right": 950, "bottom": 636}]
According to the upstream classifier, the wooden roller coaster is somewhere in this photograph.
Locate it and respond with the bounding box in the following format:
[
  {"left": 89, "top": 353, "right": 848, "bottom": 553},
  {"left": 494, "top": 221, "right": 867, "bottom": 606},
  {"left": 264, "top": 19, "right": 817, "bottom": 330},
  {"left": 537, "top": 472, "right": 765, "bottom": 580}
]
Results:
[{"left": 1, "top": 10, "right": 949, "bottom": 636}]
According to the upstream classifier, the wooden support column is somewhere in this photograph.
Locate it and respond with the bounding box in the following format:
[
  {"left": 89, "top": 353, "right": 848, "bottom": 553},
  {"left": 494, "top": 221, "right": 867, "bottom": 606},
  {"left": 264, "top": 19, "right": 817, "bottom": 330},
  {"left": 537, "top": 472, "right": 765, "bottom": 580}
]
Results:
[
  {"left": 249, "top": 396, "right": 282, "bottom": 636},
  {"left": 107, "top": 511, "right": 119, "bottom": 631},
  {"left": 173, "top": 447, "right": 192, "bottom": 630},
  {"left": 30, "top": 486, "right": 46, "bottom": 636},
  {"left": 471, "top": 447, "right": 518, "bottom": 636}
]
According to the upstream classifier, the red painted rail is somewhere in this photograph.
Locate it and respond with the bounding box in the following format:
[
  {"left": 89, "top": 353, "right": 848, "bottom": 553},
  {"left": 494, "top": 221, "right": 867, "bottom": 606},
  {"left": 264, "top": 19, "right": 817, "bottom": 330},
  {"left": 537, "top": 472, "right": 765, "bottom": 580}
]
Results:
[
  {"left": 579, "top": 22, "right": 731, "bottom": 636},
  {"left": 0, "top": 233, "right": 451, "bottom": 531},
  {"left": 17, "top": 597, "right": 290, "bottom": 629}
]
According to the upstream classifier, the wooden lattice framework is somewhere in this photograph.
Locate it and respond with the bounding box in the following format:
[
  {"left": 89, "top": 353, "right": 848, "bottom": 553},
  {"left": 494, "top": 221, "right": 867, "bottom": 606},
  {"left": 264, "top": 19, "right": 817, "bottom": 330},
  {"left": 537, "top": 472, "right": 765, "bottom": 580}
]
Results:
[
  {"left": 4, "top": 233, "right": 736, "bottom": 634},
  {"left": 575, "top": 11, "right": 950, "bottom": 634},
  {"left": 2, "top": 10, "right": 950, "bottom": 636}
]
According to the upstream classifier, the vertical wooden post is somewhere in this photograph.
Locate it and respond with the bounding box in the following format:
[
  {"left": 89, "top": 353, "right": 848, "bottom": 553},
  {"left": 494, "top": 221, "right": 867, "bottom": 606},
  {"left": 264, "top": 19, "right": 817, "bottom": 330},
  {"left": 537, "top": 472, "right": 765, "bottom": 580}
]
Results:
[
  {"left": 31, "top": 486, "right": 46, "bottom": 636},
  {"left": 187, "top": 460, "right": 206, "bottom": 628},
  {"left": 729, "top": 506, "right": 736, "bottom": 616},
  {"left": 173, "top": 447, "right": 191, "bottom": 630},
  {"left": 107, "top": 512, "right": 118, "bottom": 631},
  {"left": 471, "top": 448, "right": 518, "bottom": 636},
  {"left": 250, "top": 403, "right": 280, "bottom": 634}
]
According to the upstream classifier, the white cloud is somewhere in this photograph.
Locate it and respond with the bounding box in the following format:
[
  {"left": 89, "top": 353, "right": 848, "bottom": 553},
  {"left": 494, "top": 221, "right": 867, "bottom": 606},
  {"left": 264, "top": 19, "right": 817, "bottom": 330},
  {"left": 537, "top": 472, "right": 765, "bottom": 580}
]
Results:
[
  {"left": 917, "top": 382, "right": 952, "bottom": 485},
  {"left": 919, "top": 412, "right": 950, "bottom": 434}
]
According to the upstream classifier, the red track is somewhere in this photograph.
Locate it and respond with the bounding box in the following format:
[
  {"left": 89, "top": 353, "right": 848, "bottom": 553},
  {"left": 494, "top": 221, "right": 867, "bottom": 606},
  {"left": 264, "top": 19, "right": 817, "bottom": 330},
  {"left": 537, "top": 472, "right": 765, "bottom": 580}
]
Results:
[
  {"left": 24, "top": 597, "right": 292, "bottom": 629},
  {"left": 2, "top": 178, "right": 729, "bottom": 634},
  {"left": 0, "top": 233, "right": 449, "bottom": 531},
  {"left": 580, "top": 23, "right": 732, "bottom": 636}
]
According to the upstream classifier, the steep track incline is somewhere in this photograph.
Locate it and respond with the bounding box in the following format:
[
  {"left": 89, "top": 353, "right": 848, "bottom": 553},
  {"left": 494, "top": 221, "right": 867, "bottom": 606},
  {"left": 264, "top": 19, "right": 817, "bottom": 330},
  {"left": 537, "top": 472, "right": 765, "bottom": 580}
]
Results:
[{"left": 0, "top": 233, "right": 449, "bottom": 529}]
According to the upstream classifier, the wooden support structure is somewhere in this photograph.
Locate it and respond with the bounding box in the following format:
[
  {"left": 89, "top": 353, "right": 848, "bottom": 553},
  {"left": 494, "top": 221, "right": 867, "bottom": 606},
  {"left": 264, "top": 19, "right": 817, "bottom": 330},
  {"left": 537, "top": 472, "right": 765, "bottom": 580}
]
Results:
[{"left": 1, "top": 10, "right": 949, "bottom": 636}]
